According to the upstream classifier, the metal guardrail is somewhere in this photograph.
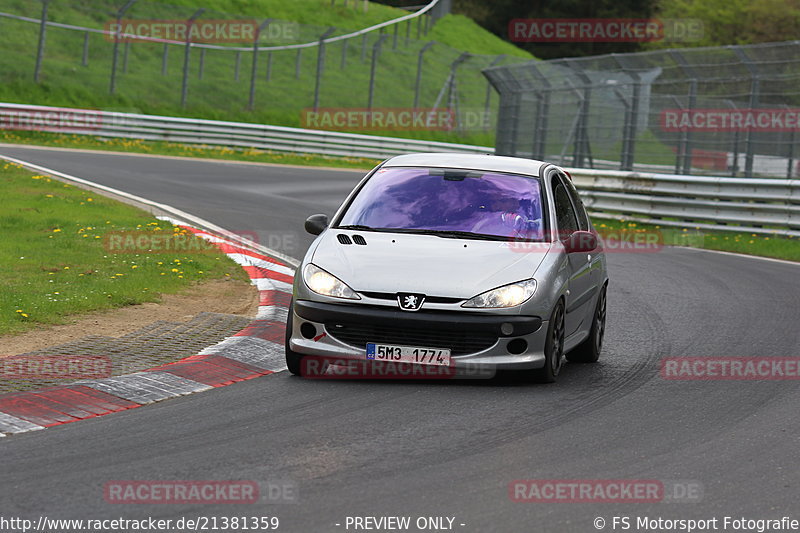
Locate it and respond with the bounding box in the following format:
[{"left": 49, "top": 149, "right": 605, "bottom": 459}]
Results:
[
  {"left": 0, "top": 102, "right": 796, "bottom": 237},
  {"left": 0, "top": 102, "right": 492, "bottom": 159},
  {"left": 569, "top": 168, "right": 800, "bottom": 237}
]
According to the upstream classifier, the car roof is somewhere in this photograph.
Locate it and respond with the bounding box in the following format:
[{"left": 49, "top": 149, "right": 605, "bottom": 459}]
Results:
[{"left": 382, "top": 153, "right": 547, "bottom": 177}]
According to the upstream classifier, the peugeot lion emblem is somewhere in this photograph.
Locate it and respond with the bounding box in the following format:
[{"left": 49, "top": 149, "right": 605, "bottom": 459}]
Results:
[{"left": 397, "top": 293, "right": 425, "bottom": 312}]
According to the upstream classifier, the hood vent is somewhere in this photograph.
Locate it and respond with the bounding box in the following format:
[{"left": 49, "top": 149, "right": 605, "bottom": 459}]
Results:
[
  {"left": 352, "top": 234, "right": 367, "bottom": 245},
  {"left": 337, "top": 234, "right": 352, "bottom": 245}
]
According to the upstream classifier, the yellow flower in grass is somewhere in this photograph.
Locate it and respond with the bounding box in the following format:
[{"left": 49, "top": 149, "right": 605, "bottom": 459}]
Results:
[
  {"left": 171, "top": 268, "right": 179, "bottom": 273},
  {"left": 52, "top": 228, "right": 61, "bottom": 233}
]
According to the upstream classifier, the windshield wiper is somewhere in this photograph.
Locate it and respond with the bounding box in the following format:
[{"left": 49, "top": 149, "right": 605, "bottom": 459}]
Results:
[
  {"left": 337, "top": 224, "right": 376, "bottom": 231},
  {"left": 392, "top": 229, "right": 508, "bottom": 241}
]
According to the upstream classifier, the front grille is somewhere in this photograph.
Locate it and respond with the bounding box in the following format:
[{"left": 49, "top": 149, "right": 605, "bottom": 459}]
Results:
[
  {"left": 325, "top": 322, "right": 497, "bottom": 355},
  {"left": 359, "top": 291, "right": 463, "bottom": 304}
]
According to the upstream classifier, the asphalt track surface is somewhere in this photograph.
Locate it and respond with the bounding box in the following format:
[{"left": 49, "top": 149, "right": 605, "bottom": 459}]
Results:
[{"left": 1, "top": 145, "right": 799, "bottom": 532}]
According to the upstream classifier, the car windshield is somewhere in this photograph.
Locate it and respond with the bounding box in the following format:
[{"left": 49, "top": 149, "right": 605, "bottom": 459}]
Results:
[{"left": 337, "top": 166, "right": 545, "bottom": 241}]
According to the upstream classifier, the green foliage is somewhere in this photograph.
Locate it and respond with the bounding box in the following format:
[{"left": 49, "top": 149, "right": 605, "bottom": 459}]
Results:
[
  {"left": 651, "top": 0, "right": 800, "bottom": 47},
  {"left": 0, "top": 0, "right": 531, "bottom": 143},
  {"left": 0, "top": 162, "right": 247, "bottom": 336}
]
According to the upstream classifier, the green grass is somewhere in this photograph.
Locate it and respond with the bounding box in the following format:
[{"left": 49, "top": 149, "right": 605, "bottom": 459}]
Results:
[
  {"left": 1, "top": 130, "right": 381, "bottom": 170},
  {"left": 0, "top": 0, "right": 532, "bottom": 144},
  {"left": 594, "top": 217, "right": 800, "bottom": 262},
  {"left": 0, "top": 160, "right": 249, "bottom": 337}
]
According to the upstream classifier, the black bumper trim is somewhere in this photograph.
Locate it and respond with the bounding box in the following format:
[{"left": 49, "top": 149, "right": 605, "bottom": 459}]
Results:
[{"left": 294, "top": 300, "right": 542, "bottom": 336}]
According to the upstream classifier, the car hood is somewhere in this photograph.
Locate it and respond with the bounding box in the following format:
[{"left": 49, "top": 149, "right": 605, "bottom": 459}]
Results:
[{"left": 310, "top": 231, "right": 551, "bottom": 298}]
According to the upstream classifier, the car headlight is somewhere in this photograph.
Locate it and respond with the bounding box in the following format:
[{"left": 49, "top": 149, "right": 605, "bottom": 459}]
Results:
[
  {"left": 303, "top": 263, "right": 360, "bottom": 300},
  {"left": 462, "top": 279, "right": 537, "bottom": 308}
]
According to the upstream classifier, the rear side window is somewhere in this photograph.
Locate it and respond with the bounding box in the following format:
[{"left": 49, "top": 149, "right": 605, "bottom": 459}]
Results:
[
  {"left": 551, "top": 175, "right": 579, "bottom": 237},
  {"left": 561, "top": 174, "right": 591, "bottom": 231}
]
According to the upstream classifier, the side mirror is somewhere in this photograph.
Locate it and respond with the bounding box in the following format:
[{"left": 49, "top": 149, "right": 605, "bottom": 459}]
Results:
[
  {"left": 563, "top": 230, "right": 598, "bottom": 254},
  {"left": 304, "top": 214, "right": 329, "bottom": 236}
]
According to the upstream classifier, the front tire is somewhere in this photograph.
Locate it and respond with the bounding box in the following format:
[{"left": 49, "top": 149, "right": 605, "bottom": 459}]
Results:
[
  {"left": 567, "top": 285, "right": 606, "bottom": 364},
  {"left": 532, "top": 300, "right": 565, "bottom": 383}
]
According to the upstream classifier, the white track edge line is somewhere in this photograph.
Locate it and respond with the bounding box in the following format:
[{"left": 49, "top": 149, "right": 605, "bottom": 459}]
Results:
[{"left": 0, "top": 153, "right": 300, "bottom": 268}]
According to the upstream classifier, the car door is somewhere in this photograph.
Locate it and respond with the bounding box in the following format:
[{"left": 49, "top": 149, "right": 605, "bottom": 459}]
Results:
[
  {"left": 550, "top": 172, "right": 594, "bottom": 336},
  {"left": 563, "top": 173, "right": 604, "bottom": 291}
]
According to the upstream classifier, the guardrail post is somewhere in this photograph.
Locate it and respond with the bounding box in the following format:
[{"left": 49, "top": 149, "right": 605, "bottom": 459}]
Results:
[
  {"left": 732, "top": 46, "right": 760, "bottom": 177},
  {"left": 295, "top": 49, "right": 302, "bottom": 78},
  {"left": 367, "top": 34, "right": 388, "bottom": 110},
  {"left": 483, "top": 55, "right": 504, "bottom": 131},
  {"left": 248, "top": 19, "right": 272, "bottom": 109},
  {"left": 313, "top": 27, "right": 337, "bottom": 111},
  {"left": 109, "top": 0, "right": 138, "bottom": 94},
  {"left": 161, "top": 43, "right": 168, "bottom": 75},
  {"left": 784, "top": 104, "right": 795, "bottom": 178},
  {"left": 341, "top": 39, "right": 348, "bottom": 69},
  {"left": 560, "top": 59, "right": 594, "bottom": 168},
  {"left": 416, "top": 14, "right": 422, "bottom": 39},
  {"left": 34, "top": 0, "right": 50, "bottom": 82},
  {"left": 611, "top": 55, "right": 642, "bottom": 171},
  {"left": 234, "top": 50, "right": 241, "bottom": 81},
  {"left": 360, "top": 34, "right": 367, "bottom": 62},
  {"left": 122, "top": 41, "right": 131, "bottom": 74},
  {"left": 392, "top": 23, "right": 398, "bottom": 50},
  {"left": 527, "top": 64, "right": 551, "bottom": 160},
  {"left": 405, "top": 19, "right": 411, "bottom": 47},
  {"left": 725, "top": 100, "right": 740, "bottom": 176},
  {"left": 413, "top": 41, "right": 435, "bottom": 108},
  {"left": 266, "top": 51, "right": 273, "bottom": 81},
  {"left": 618, "top": 81, "right": 640, "bottom": 171},
  {"left": 440, "top": 52, "right": 470, "bottom": 131},
  {"left": 669, "top": 50, "right": 698, "bottom": 174},
  {"left": 669, "top": 95, "right": 685, "bottom": 175},
  {"left": 82, "top": 31, "right": 90, "bottom": 67},
  {"left": 198, "top": 48, "right": 206, "bottom": 79},
  {"left": 180, "top": 8, "right": 205, "bottom": 108}
]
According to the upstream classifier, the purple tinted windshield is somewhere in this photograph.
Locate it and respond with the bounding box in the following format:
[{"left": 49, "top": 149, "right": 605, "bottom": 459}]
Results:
[{"left": 338, "top": 167, "right": 544, "bottom": 240}]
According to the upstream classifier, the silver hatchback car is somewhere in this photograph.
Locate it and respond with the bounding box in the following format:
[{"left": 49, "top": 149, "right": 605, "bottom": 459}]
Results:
[{"left": 286, "top": 153, "right": 608, "bottom": 382}]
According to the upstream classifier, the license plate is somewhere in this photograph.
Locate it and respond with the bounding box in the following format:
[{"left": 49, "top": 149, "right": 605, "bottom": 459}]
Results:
[{"left": 366, "top": 343, "right": 451, "bottom": 366}]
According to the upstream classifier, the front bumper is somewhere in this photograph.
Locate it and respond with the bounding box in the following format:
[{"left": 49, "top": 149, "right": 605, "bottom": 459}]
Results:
[{"left": 289, "top": 300, "right": 548, "bottom": 371}]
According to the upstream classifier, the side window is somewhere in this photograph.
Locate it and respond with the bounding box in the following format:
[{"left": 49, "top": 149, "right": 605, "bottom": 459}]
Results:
[
  {"left": 551, "top": 174, "right": 579, "bottom": 237},
  {"left": 562, "top": 175, "right": 591, "bottom": 231}
]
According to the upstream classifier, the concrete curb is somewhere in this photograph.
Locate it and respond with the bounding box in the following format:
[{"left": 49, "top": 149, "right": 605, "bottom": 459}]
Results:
[{"left": 0, "top": 224, "right": 294, "bottom": 437}]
